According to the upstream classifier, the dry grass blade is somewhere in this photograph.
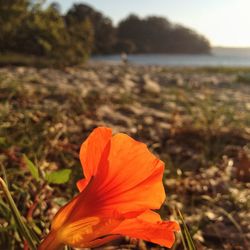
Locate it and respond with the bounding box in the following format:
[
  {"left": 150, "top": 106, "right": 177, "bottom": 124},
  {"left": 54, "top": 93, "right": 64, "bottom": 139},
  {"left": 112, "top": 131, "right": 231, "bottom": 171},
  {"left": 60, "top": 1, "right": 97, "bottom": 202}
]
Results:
[
  {"left": 0, "top": 177, "right": 38, "bottom": 250},
  {"left": 175, "top": 207, "right": 196, "bottom": 250}
]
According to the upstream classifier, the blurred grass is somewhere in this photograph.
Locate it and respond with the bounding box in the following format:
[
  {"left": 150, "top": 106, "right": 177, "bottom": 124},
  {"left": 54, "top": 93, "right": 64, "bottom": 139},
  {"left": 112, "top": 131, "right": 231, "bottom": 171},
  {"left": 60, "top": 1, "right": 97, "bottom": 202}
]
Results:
[
  {"left": 0, "top": 53, "right": 62, "bottom": 68},
  {"left": 0, "top": 65, "right": 249, "bottom": 249}
]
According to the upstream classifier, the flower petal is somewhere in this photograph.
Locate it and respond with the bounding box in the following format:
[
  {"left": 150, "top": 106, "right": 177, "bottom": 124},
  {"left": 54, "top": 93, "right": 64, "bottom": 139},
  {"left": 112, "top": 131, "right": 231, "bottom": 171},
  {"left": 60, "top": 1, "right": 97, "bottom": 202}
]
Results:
[
  {"left": 60, "top": 217, "right": 100, "bottom": 247},
  {"left": 84, "top": 235, "right": 120, "bottom": 248},
  {"left": 60, "top": 216, "right": 122, "bottom": 248},
  {"left": 52, "top": 178, "right": 96, "bottom": 229},
  {"left": 77, "top": 130, "right": 165, "bottom": 216},
  {"left": 92, "top": 133, "right": 166, "bottom": 213},
  {"left": 112, "top": 210, "right": 179, "bottom": 248},
  {"left": 77, "top": 127, "right": 112, "bottom": 191},
  {"left": 39, "top": 127, "right": 179, "bottom": 250}
]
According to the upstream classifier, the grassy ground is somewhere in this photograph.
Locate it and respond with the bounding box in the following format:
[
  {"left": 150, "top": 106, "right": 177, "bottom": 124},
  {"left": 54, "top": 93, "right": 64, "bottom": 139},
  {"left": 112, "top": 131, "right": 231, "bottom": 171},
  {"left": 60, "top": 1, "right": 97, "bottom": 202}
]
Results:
[
  {"left": 0, "top": 65, "right": 249, "bottom": 249},
  {"left": 0, "top": 53, "right": 60, "bottom": 68}
]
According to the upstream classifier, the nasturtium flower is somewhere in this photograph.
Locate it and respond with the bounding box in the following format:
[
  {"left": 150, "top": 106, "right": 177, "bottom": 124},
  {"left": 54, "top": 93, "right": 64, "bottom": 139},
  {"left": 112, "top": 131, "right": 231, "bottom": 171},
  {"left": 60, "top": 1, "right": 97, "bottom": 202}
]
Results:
[{"left": 39, "top": 127, "right": 179, "bottom": 250}]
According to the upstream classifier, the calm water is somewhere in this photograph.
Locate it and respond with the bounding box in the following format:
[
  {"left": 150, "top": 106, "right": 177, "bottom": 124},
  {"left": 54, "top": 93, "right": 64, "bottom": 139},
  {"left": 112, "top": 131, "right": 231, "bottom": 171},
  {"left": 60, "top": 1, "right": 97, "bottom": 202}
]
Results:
[{"left": 92, "top": 48, "right": 250, "bottom": 67}]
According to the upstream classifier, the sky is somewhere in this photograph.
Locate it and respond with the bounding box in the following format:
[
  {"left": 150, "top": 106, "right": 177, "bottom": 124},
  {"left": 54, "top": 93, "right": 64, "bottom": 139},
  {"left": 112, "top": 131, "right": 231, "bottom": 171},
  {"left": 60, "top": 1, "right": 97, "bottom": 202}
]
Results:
[{"left": 47, "top": 0, "right": 250, "bottom": 48}]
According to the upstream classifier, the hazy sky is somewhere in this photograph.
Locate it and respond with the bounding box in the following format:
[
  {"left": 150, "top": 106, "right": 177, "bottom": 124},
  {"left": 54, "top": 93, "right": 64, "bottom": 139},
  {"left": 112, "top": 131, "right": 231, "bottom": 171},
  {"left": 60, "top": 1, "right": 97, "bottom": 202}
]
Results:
[{"left": 48, "top": 0, "right": 250, "bottom": 47}]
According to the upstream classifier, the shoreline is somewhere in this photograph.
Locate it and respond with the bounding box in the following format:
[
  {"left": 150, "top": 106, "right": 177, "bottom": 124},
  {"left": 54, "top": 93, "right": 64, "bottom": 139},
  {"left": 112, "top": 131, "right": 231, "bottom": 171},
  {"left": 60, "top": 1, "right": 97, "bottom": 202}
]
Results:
[
  {"left": 90, "top": 48, "right": 250, "bottom": 67},
  {"left": 1, "top": 51, "right": 250, "bottom": 68}
]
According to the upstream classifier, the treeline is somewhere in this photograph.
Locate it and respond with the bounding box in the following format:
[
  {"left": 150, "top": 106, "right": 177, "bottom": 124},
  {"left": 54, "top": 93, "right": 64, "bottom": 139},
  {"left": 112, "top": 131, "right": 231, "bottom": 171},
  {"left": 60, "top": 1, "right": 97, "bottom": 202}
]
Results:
[
  {"left": 0, "top": 1, "right": 93, "bottom": 65},
  {"left": 116, "top": 15, "right": 211, "bottom": 54},
  {"left": 0, "top": 1, "right": 211, "bottom": 65}
]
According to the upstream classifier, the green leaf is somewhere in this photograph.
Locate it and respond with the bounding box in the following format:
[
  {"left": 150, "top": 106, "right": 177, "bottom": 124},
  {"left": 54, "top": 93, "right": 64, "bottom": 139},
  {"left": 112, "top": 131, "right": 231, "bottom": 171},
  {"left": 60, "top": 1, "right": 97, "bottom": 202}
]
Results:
[
  {"left": 45, "top": 169, "right": 71, "bottom": 184},
  {"left": 23, "top": 155, "right": 39, "bottom": 181}
]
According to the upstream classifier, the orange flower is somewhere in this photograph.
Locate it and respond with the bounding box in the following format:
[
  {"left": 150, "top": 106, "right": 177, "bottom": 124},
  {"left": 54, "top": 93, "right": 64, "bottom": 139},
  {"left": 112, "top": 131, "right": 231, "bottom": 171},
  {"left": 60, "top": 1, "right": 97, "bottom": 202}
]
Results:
[{"left": 39, "top": 127, "right": 179, "bottom": 250}]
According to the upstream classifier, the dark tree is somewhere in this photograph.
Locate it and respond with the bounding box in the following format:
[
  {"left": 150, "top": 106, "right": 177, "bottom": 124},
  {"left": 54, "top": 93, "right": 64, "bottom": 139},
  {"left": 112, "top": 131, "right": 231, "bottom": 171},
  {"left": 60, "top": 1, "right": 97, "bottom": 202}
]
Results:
[
  {"left": 65, "top": 3, "right": 116, "bottom": 54},
  {"left": 117, "top": 15, "right": 211, "bottom": 54},
  {"left": 0, "top": 0, "right": 29, "bottom": 52},
  {"left": 0, "top": 1, "right": 93, "bottom": 65}
]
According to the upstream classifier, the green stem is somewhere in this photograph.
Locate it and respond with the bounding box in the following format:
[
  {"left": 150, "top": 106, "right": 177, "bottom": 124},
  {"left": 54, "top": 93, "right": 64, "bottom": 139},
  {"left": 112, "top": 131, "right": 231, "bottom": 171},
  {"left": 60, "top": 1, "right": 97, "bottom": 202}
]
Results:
[{"left": 0, "top": 177, "right": 37, "bottom": 250}]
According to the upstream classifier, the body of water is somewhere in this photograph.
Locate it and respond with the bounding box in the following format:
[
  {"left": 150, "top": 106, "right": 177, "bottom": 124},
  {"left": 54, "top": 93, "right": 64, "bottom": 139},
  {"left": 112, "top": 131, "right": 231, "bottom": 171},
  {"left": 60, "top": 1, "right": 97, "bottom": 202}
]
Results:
[{"left": 92, "top": 47, "right": 250, "bottom": 67}]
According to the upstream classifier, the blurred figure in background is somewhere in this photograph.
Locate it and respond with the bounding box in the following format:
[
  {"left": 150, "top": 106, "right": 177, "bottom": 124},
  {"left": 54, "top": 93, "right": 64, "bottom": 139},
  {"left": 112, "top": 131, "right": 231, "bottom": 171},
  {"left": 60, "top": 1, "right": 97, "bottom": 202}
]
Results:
[{"left": 121, "top": 52, "right": 128, "bottom": 64}]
